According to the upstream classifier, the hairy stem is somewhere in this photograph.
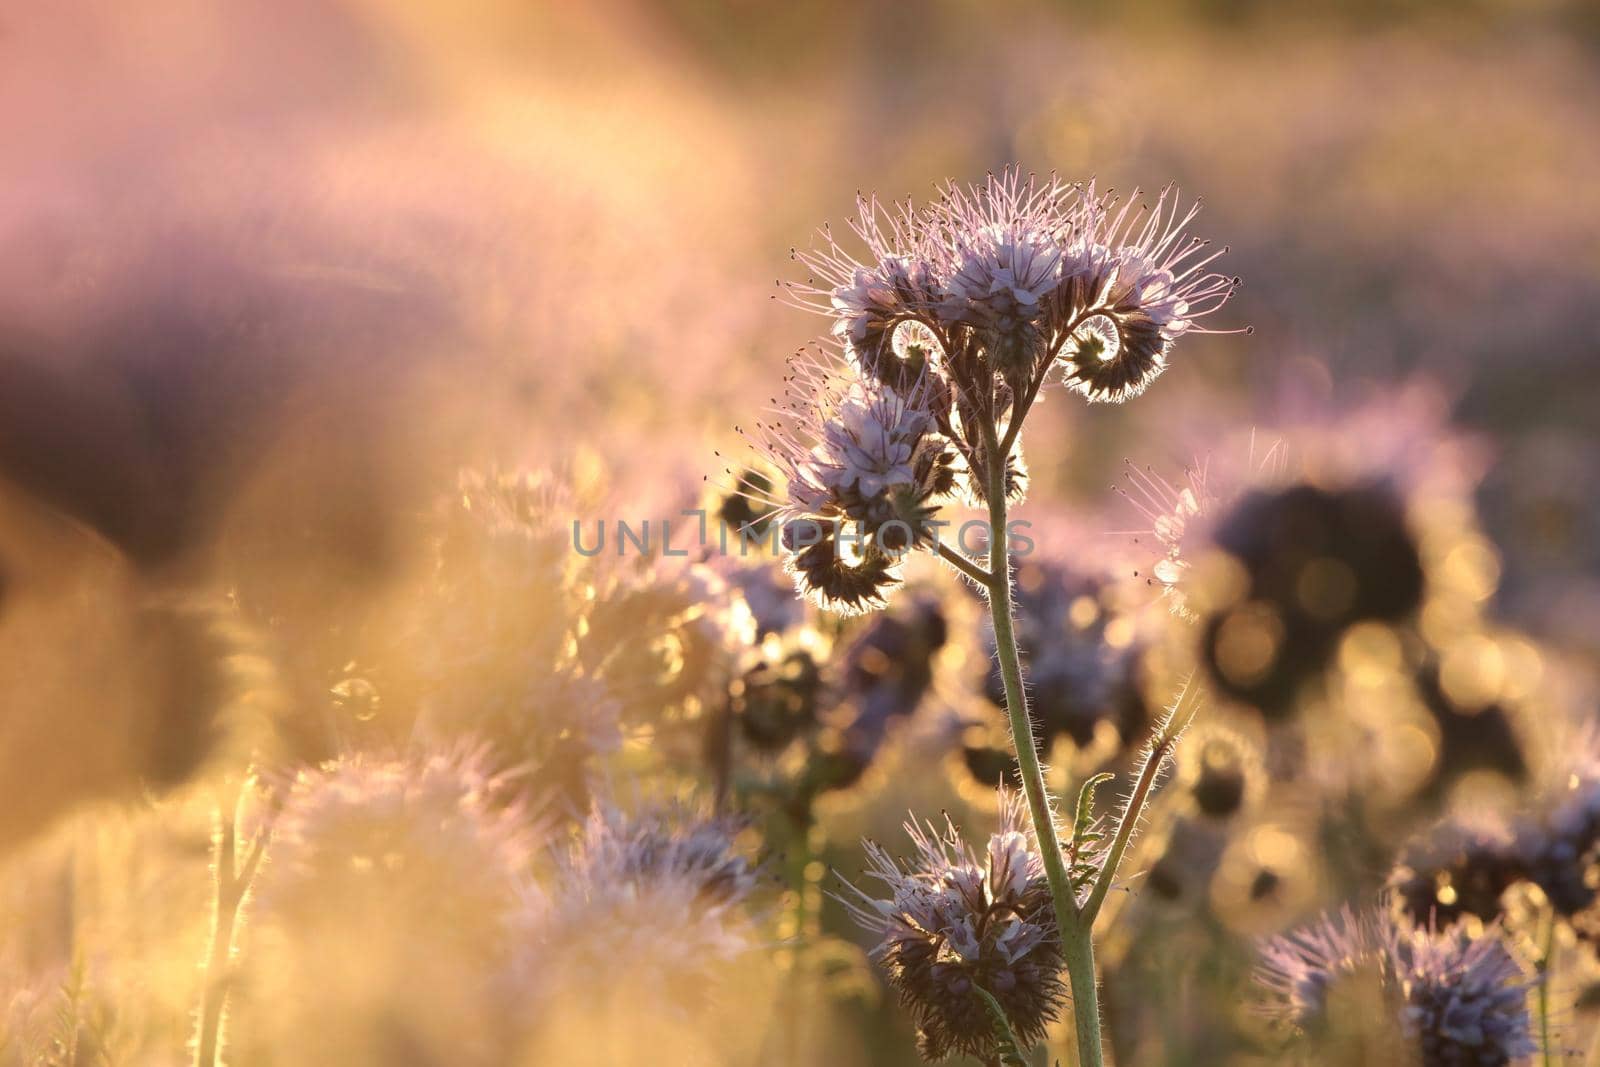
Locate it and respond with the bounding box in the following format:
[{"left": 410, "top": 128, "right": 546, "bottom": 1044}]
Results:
[
  {"left": 1080, "top": 675, "right": 1203, "bottom": 925},
  {"left": 980, "top": 420, "right": 1102, "bottom": 1067},
  {"left": 1060, "top": 927, "right": 1104, "bottom": 1067},
  {"left": 936, "top": 541, "right": 992, "bottom": 586}
]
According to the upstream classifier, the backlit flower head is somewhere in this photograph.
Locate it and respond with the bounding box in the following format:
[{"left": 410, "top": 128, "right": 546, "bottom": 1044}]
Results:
[
  {"left": 748, "top": 346, "right": 956, "bottom": 615},
  {"left": 837, "top": 791, "right": 1066, "bottom": 1062},
  {"left": 790, "top": 166, "right": 1238, "bottom": 413},
  {"left": 793, "top": 196, "right": 946, "bottom": 393},
  {"left": 931, "top": 170, "right": 1079, "bottom": 376},
  {"left": 1257, "top": 907, "right": 1537, "bottom": 1066},
  {"left": 1057, "top": 182, "right": 1241, "bottom": 403}
]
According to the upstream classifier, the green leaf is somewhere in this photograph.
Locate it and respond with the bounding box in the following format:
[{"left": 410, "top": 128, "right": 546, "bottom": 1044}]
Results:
[
  {"left": 1073, "top": 772, "right": 1114, "bottom": 838},
  {"left": 973, "top": 986, "right": 1030, "bottom": 1066}
]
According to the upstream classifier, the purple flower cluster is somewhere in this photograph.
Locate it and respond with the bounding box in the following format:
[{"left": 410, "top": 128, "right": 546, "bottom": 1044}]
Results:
[
  {"left": 753, "top": 167, "right": 1237, "bottom": 614},
  {"left": 837, "top": 791, "right": 1067, "bottom": 1061},
  {"left": 1257, "top": 906, "right": 1537, "bottom": 1066}
]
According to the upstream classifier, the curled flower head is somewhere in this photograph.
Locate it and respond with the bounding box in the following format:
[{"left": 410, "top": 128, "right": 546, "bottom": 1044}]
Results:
[
  {"left": 790, "top": 166, "right": 1238, "bottom": 412},
  {"left": 775, "top": 522, "right": 902, "bottom": 615},
  {"left": 830, "top": 253, "right": 945, "bottom": 393},
  {"left": 837, "top": 792, "right": 1066, "bottom": 1062},
  {"left": 932, "top": 171, "right": 1077, "bottom": 377},
  {"left": 1055, "top": 183, "right": 1239, "bottom": 403},
  {"left": 750, "top": 348, "right": 956, "bottom": 615},
  {"left": 1257, "top": 907, "right": 1536, "bottom": 1066},
  {"left": 777, "top": 356, "right": 954, "bottom": 530}
]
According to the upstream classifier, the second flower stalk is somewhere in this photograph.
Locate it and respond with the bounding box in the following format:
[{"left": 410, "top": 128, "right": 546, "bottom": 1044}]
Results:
[{"left": 974, "top": 413, "right": 1201, "bottom": 1067}]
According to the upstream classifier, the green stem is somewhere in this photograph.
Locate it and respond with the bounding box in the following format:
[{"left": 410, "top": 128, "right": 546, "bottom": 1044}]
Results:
[
  {"left": 1060, "top": 928, "right": 1104, "bottom": 1067},
  {"left": 980, "top": 422, "right": 1102, "bottom": 1067},
  {"left": 1080, "top": 677, "right": 1202, "bottom": 926}
]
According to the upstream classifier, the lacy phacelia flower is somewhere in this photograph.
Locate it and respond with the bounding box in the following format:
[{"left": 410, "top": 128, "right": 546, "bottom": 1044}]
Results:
[
  {"left": 765, "top": 167, "right": 1237, "bottom": 618},
  {"left": 838, "top": 792, "right": 1066, "bottom": 1062},
  {"left": 753, "top": 349, "right": 956, "bottom": 615},
  {"left": 791, "top": 167, "right": 1237, "bottom": 411},
  {"left": 831, "top": 254, "right": 945, "bottom": 394},
  {"left": 1054, "top": 183, "right": 1238, "bottom": 403},
  {"left": 934, "top": 175, "right": 1072, "bottom": 378},
  {"left": 1257, "top": 908, "right": 1537, "bottom": 1066}
]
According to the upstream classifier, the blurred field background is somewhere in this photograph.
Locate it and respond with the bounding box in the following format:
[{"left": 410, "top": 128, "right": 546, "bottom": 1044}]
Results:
[{"left": 2, "top": 2, "right": 1599, "bottom": 1065}]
